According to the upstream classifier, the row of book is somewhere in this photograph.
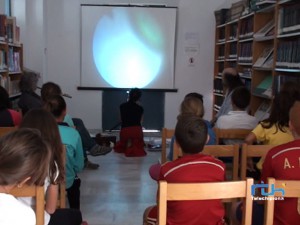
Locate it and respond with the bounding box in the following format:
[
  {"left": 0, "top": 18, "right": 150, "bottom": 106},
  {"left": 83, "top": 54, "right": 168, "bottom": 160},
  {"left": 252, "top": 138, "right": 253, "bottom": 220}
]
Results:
[
  {"left": 239, "top": 17, "right": 254, "bottom": 39},
  {"left": 253, "top": 46, "right": 273, "bottom": 69},
  {"left": 8, "top": 48, "right": 21, "bottom": 72},
  {"left": 0, "top": 49, "right": 7, "bottom": 70},
  {"left": 0, "top": 15, "right": 20, "bottom": 43},
  {"left": 276, "top": 39, "right": 300, "bottom": 69},
  {"left": 278, "top": 4, "right": 300, "bottom": 34},
  {"left": 213, "top": 78, "right": 224, "bottom": 94},
  {"left": 0, "top": 75, "right": 20, "bottom": 96},
  {"left": 238, "top": 42, "right": 253, "bottom": 63}
]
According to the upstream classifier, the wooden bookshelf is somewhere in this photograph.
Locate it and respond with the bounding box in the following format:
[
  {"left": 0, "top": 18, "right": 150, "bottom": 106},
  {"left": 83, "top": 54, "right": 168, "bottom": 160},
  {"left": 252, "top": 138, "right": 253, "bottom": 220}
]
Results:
[
  {"left": 0, "top": 14, "right": 23, "bottom": 99},
  {"left": 213, "top": 0, "right": 300, "bottom": 119}
]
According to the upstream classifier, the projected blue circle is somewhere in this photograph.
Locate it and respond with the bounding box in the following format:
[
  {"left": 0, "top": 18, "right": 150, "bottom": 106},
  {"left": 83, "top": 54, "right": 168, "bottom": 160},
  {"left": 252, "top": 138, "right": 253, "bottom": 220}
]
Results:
[{"left": 93, "top": 8, "right": 164, "bottom": 88}]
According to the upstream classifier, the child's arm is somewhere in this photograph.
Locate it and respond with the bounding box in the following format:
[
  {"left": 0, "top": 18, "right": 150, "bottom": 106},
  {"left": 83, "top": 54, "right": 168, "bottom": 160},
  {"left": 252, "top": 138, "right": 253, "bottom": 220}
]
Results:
[
  {"left": 45, "top": 184, "right": 58, "bottom": 214},
  {"left": 74, "top": 132, "right": 84, "bottom": 172}
]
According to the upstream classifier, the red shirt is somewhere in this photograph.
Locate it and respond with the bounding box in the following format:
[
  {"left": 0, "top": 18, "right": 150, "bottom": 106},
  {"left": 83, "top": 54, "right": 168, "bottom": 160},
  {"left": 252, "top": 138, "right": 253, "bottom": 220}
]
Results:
[
  {"left": 159, "top": 153, "right": 226, "bottom": 225},
  {"left": 261, "top": 139, "right": 300, "bottom": 225}
]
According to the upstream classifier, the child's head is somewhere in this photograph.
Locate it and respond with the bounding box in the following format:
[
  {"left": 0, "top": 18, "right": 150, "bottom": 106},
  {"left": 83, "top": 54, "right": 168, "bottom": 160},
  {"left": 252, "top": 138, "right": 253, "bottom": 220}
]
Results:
[
  {"left": 175, "top": 115, "right": 208, "bottom": 154},
  {"left": 184, "top": 92, "right": 203, "bottom": 103},
  {"left": 222, "top": 67, "right": 244, "bottom": 92},
  {"left": 231, "top": 86, "right": 250, "bottom": 110},
  {"left": 20, "top": 109, "right": 65, "bottom": 184},
  {"left": 179, "top": 96, "right": 204, "bottom": 118},
  {"left": 263, "top": 82, "right": 300, "bottom": 131},
  {"left": 19, "top": 70, "right": 39, "bottom": 92},
  {"left": 41, "top": 82, "right": 62, "bottom": 102},
  {"left": 289, "top": 101, "right": 300, "bottom": 137},
  {"left": 0, "top": 128, "right": 51, "bottom": 187},
  {"left": 128, "top": 88, "right": 142, "bottom": 102},
  {"left": 43, "top": 95, "right": 67, "bottom": 119}
]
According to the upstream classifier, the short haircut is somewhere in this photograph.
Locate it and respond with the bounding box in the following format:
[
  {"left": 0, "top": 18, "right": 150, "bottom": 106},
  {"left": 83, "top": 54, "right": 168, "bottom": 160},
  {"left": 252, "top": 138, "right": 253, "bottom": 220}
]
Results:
[
  {"left": 41, "top": 82, "right": 62, "bottom": 102},
  {"left": 179, "top": 96, "right": 204, "bottom": 118},
  {"left": 129, "top": 88, "right": 142, "bottom": 102},
  {"left": 175, "top": 115, "right": 208, "bottom": 154},
  {"left": 19, "top": 70, "right": 39, "bottom": 92},
  {"left": 0, "top": 128, "right": 51, "bottom": 186},
  {"left": 231, "top": 86, "right": 251, "bottom": 110},
  {"left": 185, "top": 92, "right": 203, "bottom": 103},
  {"left": 43, "top": 95, "right": 66, "bottom": 118},
  {"left": 289, "top": 101, "right": 300, "bottom": 136}
]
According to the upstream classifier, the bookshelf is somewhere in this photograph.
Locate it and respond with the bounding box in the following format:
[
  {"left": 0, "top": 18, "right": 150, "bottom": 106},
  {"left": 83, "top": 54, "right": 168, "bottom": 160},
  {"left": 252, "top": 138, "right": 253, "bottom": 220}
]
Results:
[
  {"left": 0, "top": 14, "right": 23, "bottom": 99},
  {"left": 213, "top": 0, "right": 300, "bottom": 120}
]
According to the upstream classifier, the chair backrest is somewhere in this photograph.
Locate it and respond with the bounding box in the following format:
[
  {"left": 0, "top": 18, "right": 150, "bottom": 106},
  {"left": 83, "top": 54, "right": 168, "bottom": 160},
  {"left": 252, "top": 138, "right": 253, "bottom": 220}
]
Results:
[
  {"left": 0, "top": 126, "right": 17, "bottom": 137},
  {"left": 57, "top": 145, "right": 67, "bottom": 208},
  {"left": 161, "top": 128, "right": 175, "bottom": 164},
  {"left": 9, "top": 185, "right": 45, "bottom": 225},
  {"left": 240, "top": 144, "right": 274, "bottom": 180},
  {"left": 173, "top": 144, "right": 240, "bottom": 181},
  {"left": 214, "top": 128, "right": 252, "bottom": 144},
  {"left": 158, "top": 178, "right": 254, "bottom": 225},
  {"left": 264, "top": 178, "right": 300, "bottom": 225}
]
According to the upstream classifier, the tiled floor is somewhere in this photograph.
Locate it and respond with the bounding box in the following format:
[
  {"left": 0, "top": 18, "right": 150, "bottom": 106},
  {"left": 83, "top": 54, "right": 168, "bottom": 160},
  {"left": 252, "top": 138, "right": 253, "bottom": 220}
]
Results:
[{"left": 80, "top": 149, "right": 160, "bottom": 225}]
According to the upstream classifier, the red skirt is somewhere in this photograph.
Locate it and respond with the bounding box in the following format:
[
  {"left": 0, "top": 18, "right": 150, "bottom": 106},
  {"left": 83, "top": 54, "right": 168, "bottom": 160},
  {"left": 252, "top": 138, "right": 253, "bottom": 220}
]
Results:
[{"left": 114, "top": 126, "right": 146, "bottom": 157}]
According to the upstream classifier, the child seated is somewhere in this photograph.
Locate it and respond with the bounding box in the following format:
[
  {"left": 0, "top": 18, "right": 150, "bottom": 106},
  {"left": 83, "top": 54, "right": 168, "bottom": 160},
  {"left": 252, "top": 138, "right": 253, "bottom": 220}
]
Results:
[
  {"left": 216, "top": 86, "right": 258, "bottom": 144},
  {"left": 144, "top": 115, "right": 226, "bottom": 225},
  {"left": 0, "top": 128, "right": 51, "bottom": 225}
]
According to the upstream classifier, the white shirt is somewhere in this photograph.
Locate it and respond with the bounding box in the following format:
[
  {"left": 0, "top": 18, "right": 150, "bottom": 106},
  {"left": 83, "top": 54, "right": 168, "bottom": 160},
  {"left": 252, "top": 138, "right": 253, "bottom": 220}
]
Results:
[
  {"left": 0, "top": 193, "right": 36, "bottom": 225},
  {"left": 216, "top": 110, "right": 258, "bottom": 144}
]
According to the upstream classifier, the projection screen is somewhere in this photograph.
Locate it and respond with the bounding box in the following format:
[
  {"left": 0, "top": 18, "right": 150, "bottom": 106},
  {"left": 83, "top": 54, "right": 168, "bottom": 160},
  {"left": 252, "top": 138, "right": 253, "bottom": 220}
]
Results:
[{"left": 80, "top": 5, "right": 177, "bottom": 90}]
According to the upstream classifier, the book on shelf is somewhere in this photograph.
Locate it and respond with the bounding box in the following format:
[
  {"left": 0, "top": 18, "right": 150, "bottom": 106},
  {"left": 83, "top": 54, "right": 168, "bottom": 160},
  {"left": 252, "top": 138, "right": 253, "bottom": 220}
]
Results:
[
  {"left": 238, "top": 42, "right": 253, "bottom": 63},
  {"left": 253, "top": 20, "right": 275, "bottom": 40},
  {"left": 278, "top": 4, "right": 300, "bottom": 35},
  {"left": 253, "top": 47, "right": 273, "bottom": 68},
  {"left": 276, "top": 39, "right": 300, "bottom": 69},
  {"left": 252, "top": 75, "right": 273, "bottom": 99},
  {"left": 214, "top": 78, "right": 223, "bottom": 94},
  {"left": 254, "top": 100, "right": 271, "bottom": 121}
]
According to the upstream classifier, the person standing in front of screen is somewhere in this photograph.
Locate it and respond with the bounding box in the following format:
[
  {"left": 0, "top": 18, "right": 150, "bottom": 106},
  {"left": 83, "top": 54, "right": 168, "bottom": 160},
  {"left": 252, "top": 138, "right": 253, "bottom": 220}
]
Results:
[
  {"left": 211, "top": 67, "right": 244, "bottom": 126},
  {"left": 114, "top": 88, "right": 146, "bottom": 157}
]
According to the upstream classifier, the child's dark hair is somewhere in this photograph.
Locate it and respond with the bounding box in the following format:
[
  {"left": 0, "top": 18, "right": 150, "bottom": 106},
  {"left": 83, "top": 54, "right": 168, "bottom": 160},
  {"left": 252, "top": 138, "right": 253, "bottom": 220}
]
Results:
[
  {"left": 231, "top": 86, "right": 250, "bottom": 110},
  {"left": 0, "top": 128, "right": 51, "bottom": 186},
  {"left": 41, "top": 82, "right": 62, "bottom": 102},
  {"left": 175, "top": 115, "right": 208, "bottom": 154},
  {"left": 185, "top": 92, "right": 203, "bottom": 103},
  {"left": 43, "top": 95, "right": 66, "bottom": 118},
  {"left": 223, "top": 70, "right": 244, "bottom": 93},
  {"left": 129, "top": 88, "right": 142, "bottom": 102},
  {"left": 20, "top": 109, "right": 65, "bottom": 184}
]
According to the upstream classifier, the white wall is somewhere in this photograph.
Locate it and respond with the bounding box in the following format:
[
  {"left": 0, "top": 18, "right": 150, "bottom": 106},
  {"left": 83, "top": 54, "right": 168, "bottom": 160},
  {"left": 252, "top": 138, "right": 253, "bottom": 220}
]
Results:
[{"left": 12, "top": 0, "right": 233, "bottom": 130}]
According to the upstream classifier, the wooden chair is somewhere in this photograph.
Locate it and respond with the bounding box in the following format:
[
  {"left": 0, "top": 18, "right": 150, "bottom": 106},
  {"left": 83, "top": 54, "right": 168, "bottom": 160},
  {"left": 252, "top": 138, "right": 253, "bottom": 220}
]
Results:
[
  {"left": 214, "top": 128, "right": 252, "bottom": 145},
  {"left": 240, "top": 144, "right": 274, "bottom": 180},
  {"left": 57, "top": 145, "right": 67, "bottom": 208},
  {"left": 173, "top": 144, "right": 240, "bottom": 181},
  {"left": 158, "top": 178, "right": 254, "bottom": 225},
  {"left": 0, "top": 126, "right": 17, "bottom": 137},
  {"left": 9, "top": 184, "right": 45, "bottom": 225},
  {"left": 264, "top": 178, "right": 300, "bottom": 225},
  {"left": 161, "top": 128, "right": 175, "bottom": 164}
]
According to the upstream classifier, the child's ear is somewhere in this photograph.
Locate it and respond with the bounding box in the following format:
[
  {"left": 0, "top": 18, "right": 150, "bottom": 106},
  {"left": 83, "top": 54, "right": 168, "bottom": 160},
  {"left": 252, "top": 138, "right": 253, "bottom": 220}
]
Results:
[{"left": 206, "top": 134, "right": 210, "bottom": 144}]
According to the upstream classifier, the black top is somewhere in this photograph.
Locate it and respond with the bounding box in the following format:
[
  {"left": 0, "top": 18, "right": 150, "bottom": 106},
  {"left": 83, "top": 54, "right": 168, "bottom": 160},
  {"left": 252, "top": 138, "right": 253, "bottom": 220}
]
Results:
[
  {"left": 120, "top": 100, "right": 143, "bottom": 128},
  {"left": 0, "top": 109, "right": 14, "bottom": 127},
  {"left": 18, "top": 91, "right": 43, "bottom": 115}
]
